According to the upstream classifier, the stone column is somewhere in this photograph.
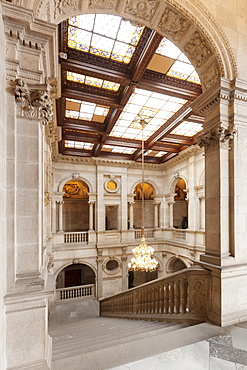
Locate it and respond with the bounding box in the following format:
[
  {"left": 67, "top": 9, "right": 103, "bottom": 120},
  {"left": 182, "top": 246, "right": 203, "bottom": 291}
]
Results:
[
  {"left": 164, "top": 194, "right": 175, "bottom": 228},
  {"left": 195, "top": 185, "right": 205, "bottom": 230},
  {"left": 88, "top": 200, "right": 95, "bottom": 231},
  {"left": 97, "top": 249, "right": 103, "bottom": 299},
  {"left": 57, "top": 200, "right": 64, "bottom": 232},
  {"left": 154, "top": 202, "right": 160, "bottom": 229},
  {"left": 121, "top": 247, "right": 128, "bottom": 291},
  {"left": 128, "top": 201, "right": 134, "bottom": 229}
]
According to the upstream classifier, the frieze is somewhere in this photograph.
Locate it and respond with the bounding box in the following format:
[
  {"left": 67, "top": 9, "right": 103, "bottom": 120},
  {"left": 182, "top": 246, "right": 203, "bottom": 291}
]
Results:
[
  {"left": 158, "top": 7, "right": 190, "bottom": 42},
  {"left": 184, "top": 31, "right": 212, "bottom": 68},
  {"left": 89, "top": 0, "right": 116, "bottom": 10},
  {"left": 124, "top": 0, "right": 159, "bottom": 22},
  {"left": 14, "top": 79, "right": 54, "bottom": 125},
  {"left": 54, "top": 0, "right": 82, "bottom": 17}
]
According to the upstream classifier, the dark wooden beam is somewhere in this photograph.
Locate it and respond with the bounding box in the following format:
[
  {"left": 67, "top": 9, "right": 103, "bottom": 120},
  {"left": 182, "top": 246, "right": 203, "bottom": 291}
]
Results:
[{"left": 62, "top": 88, "right": 120, "bottom": 107}]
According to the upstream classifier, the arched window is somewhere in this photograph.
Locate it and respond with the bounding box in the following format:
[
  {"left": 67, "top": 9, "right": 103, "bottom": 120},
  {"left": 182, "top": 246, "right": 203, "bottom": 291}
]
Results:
[
  {"left": 62, "top": 180, "right": 89, "bottom": 232},
  {"left": 173, "top": 178, "right": 188, "bottom": 229},
  {"left": 133, "top": 183, "right": 154, "bottom": 229},
  {"left": 56, "top": 263, "right": 95, "bottom": 289}
]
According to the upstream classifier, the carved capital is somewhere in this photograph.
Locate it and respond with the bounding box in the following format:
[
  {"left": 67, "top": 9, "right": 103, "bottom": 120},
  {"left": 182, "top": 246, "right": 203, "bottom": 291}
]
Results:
[
  {"left": 13, "top": 79, "right": 54, "bottom": 125},
  {"left": 196, "top": 126, "right": 236, "bottom": 150}
]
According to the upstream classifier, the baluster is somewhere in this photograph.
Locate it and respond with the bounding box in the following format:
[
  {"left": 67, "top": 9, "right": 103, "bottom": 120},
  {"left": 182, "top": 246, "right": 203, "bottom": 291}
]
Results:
[
  {"left": 164, "top": 284, "right": 169, "bottom": 313},
  {"left": 174, "top": 280, "right": 181, "bottom": 314},
  {"left": 169, "top": 283, "right": 174, "bottom": 314},
  {"left": 159, "top": 285, "right": 164, "bottom": 314},
  {"left": 155, "top": 286, "right": 159, "bottom": 313},
  {"left": 181, "top": 278, "right": 188, "bottom": 314}
]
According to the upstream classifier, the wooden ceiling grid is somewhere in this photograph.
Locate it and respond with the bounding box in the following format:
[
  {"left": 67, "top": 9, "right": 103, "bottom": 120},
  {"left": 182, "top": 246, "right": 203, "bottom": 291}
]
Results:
[{"left": 57, "top": 18, "right": 203, "bottom": 163}]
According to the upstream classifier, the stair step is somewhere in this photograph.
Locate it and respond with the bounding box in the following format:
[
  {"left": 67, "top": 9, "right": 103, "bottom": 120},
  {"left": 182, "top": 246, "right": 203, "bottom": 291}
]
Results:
[{"left": 52, "top": 321, "right": 188, "bottom": 360}]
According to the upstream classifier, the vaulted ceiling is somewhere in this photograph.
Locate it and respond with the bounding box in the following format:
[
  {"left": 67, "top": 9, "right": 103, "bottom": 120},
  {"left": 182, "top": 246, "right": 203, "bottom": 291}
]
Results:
[{"left": 57, "top": 14, "right": 203, "bottom": 164}]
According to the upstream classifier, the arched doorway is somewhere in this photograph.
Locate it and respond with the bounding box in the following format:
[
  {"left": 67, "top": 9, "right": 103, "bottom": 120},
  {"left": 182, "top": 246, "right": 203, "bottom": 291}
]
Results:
[
  {"left": 56, "top": 263, "right": 96, "bottom": 300},
  {"left": 62, "top": 179, "right": 90, "bottom": 232},
  {"left": 173, "top": 178, "right": 188, "bottom": 229},
  {"left": 133, "top": 182, "right": 154, "bottom": 229}
]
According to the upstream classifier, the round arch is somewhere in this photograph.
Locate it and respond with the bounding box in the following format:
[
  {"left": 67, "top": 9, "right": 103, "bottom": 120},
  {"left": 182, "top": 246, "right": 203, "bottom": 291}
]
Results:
[
  {"left": 131, "top": 179, "right": 158, "bottom": 196},
  {"left": 168, "top": 174, "right": 188, "bottom": 195},
  {"left": 166, "top": 256, "right": 189, "bottom": 273},
  {"left": 54, "top": 260, "right": 97, "bottom": 281},
  {"left": 56, "top": 262, "right": 96, "bottom": 289},
  {"left": 35, "top": 0, "right": 237, "bottom": 85},
  {"left": 58, "top": 175, "right": 93, "bottom": 193}
]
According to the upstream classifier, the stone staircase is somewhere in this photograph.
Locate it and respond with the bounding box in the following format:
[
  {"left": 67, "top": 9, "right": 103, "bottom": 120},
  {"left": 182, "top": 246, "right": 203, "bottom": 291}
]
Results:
[{"left": 49, "top": 299, "right": 226, "bottom": 370}]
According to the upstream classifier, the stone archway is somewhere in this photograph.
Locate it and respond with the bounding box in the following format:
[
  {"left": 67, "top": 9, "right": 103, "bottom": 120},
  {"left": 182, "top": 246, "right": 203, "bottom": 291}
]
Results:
[{"left": 32, "top": 0, "right": 236, "bottom": 86}]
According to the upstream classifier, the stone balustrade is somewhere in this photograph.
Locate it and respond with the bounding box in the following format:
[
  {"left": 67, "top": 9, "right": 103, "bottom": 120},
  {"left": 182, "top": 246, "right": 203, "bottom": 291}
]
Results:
[
  {"left": 64, "top": 231, "right": 88, "bottom": 243},
  {"left": 56, "top": 284, "right": 95, "bottom": 300},
  {"left": 134, "top": 229, "right": 155, "bottom": 239},
  {"left": 100, "top": 266, "right": 210, "bottom": 325}
]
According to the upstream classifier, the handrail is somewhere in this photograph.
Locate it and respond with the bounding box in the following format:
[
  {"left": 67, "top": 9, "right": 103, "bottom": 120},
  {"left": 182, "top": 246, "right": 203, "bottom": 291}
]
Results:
[{"left": 100, "top": 266, "right": 210, "bottom": 325}]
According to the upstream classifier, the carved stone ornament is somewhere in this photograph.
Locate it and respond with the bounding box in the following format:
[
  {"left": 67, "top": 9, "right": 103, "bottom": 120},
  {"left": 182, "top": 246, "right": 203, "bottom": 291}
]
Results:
[
  {"left": 14, "top": 79, "right": 53, "bottom": 125},
  {"left": 158, "top": 7, "right": 190, "bottom": 41},
  {"left": 44, "top": 149, "right": 53, "bottom": 207},
  {"left": 124, "top": 0, "right": 158, "bottom": 21},
  {"left": 54, "top": 0, "right": 80, "bottom": 16},
  {"left": 72, "top": 172, "right": 81, "bottom": 179},
  {"left": 89, "top": 0, "right": 115, "bottom": 9},
  {"left": 184, "top": 31, "right": 212, "bottom": 68},
  {"left": 202, "top": 64, "right": 220, "bottom": 90},
  {"left": 196, "top": 126, "right": 236, "bottom": 149},
  {"left": 191, "top": 279, "right": 207, "bottom": 313}
]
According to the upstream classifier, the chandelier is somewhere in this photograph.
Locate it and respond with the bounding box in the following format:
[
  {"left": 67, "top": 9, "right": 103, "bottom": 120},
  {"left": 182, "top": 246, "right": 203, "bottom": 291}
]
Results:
[{"left": 128, "top": 117, "right": 158, "bottom": 272}]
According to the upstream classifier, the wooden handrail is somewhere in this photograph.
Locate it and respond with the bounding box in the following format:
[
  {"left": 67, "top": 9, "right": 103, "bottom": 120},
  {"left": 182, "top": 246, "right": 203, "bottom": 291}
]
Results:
[{"left": 100, "top": 265, "right": 210, "bottom": 325}]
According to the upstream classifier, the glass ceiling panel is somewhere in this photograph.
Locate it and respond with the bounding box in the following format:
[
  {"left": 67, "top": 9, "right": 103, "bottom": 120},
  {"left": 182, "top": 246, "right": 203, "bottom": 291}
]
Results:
[
  {"left": 102, "top": 144, "right": 136, "bottom": 154},
  {"left": 65, "top": 98, "right": 109, "bottom": 122},
  {"left": 110, "top": 88, "right": 188, "bottom": 141},
  {"left": 65, "top": 140, "right": 94, "bottom": 150},
  {"left": 67, "top": 71, "right": 120, "bottom": 91},
  {"left": 170, "top": 121, "right": 203, "bottom": 136},
  {"left": 68, "top": 14, "right": 144, "bottom": 64},
  {"left": 156, "top": 37, "right": 200, "bottom": 84}
]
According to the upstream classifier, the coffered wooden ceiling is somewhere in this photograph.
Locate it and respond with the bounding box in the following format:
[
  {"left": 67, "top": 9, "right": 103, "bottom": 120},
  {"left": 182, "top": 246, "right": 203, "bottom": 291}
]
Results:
[{"left": 57, "top": 14, "right": 203, "bottom": 164}]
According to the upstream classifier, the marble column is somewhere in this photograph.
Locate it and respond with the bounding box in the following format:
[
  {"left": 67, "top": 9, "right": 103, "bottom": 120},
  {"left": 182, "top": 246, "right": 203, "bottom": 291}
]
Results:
[
  {"left": 128, "top": 201, "right": 134, "bottom": 229},
  {"left": 57, "top": 200, "right": 64, "bottom": 233},
  {"left": 121, "top": 247, "right": 128, "bottom": 291},
  {"left": 154, "top": 202, "right": 160, "bottom": 229}
]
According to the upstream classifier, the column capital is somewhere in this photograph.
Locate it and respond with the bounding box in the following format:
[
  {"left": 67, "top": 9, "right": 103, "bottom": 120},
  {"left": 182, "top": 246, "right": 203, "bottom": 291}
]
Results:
[{"left": 196, "top": 125, "right": 236, "bottom": 152}]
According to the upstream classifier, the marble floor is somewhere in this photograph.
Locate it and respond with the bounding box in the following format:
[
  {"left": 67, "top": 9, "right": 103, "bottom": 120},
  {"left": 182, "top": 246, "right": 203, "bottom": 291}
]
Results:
[{"left": 111, "top": 322, "right": 247, "bottom": 370}]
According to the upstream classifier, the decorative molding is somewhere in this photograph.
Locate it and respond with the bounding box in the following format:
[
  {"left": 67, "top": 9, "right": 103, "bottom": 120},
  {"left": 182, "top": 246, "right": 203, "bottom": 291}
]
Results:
[
  {"left": 124, "top": 0, "right": 159, "bottom": 22},
  {"left": 14, "top": 79, "right": 54, "bottom": 125},
  {"left": 54, "top": 0, "right": 81, "bottom": 17},
  {"left": 44, "top": 149, "right": 53, "bottom": 206},
  {"left": 184, "top": 31, "right": 212, "bottom": 68},
  {"left": 89, "top": 0, "right": 116, "bottom": 10},
  {"left": 158, "top": 6, "right": 190, "bottom": 42}
]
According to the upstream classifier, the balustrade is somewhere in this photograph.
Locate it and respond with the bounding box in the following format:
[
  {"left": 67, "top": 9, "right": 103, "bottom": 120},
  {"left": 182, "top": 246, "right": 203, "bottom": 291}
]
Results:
[
  {"left": 100, "top": 266, "right": 210, "bottom": 325},
  {"left": 57, "top": 284, "right": 95, "bottom": 300},
  {"left": 64, "top": 231, "right": 88, "bottom": 243}
]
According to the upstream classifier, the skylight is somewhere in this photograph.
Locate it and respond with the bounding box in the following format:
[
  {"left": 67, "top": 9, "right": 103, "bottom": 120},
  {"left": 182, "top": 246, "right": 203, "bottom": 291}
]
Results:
[
  {"left": 170, "top": 121, "right": 203, "bottom": 136},
  {"left": 155, "top": 37, "right": 200, "bottom": 84},
  {"left": 65, "top": 140, "right": 94, "bottom": 150},
  {"left": 68, "top": 14, "right": 144, "bottom": 64},
  {"left": 67, "top": 71, "right": 120, "bottom": 91},
  {"left": 65, "top": 98, "right": 110, "bottom": 122},
  {"left": 102, "top": 145, "right": 136, "bottom": 154},
  {"left": 109, "top": 88, "right": 188, "bottom": 140}
]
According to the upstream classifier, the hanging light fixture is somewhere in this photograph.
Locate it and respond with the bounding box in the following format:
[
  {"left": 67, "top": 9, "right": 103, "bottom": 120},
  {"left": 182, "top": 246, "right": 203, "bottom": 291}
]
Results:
[{"left": 128, "top": 117, "right": 158, "bottom": 272}]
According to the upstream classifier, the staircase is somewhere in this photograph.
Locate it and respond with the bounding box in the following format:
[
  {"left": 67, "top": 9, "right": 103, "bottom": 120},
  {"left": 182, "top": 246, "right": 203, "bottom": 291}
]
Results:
[{"left": 49, "top": 304, "right": 225, "bottom": 370}]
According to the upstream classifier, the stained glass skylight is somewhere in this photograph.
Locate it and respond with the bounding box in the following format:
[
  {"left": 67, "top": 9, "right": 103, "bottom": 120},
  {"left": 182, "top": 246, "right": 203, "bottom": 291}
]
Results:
[
  {"left": 65, "top": 98, "right": 110, "bottom": 122},
  {"left": 109, "top": 88, "right": 188, "bottom": 140},
  {"left": 170, "top": 121, "right": 203, "bottom": 136},
  {"left": 68, "top": 14, "right": 144, "bottom": 64},
  {"left": 102, "top": 145, "right": 136, "bottom": 154},
  {"left": 65, "top": 140, "right": 94, "bottom": 150},
  {"left": 67, "top": 71, "right": 120, "bottom": 91},
  {"left": 155, "top": 37, "right": 200, "bottom": 84}
]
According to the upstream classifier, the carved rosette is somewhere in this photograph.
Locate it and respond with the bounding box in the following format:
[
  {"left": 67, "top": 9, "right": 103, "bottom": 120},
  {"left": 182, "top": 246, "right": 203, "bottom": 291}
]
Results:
[
  {"left": 184, "top": 31, "right": 212, "bottom": 68},
  {"left": 124, "top": 0, "right": 159, "bottom": 21},
  {"left": 14, "top": 79, "right": 54, "bottom": 125},
  {"left": 158, "top": 7, "right": 190, "bottom": 41},
  {"left": 202, "top": 64, "right": 220, "bottom": 89},
  {"left": 196, "top": 126, "right": 236, "bottom": 151}
]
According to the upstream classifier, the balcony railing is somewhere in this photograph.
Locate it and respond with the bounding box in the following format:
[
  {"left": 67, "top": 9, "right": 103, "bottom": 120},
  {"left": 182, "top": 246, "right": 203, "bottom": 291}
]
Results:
[
  {"left": 134, "top": 229, "right": 154, "bottom": 239},
  {"left": 64, "top": 231, "right": 88, "bottom": 243},
  {"left": 56, "top": 284, "right": 95, "bottom": 300},
  {"left": 100, "top": 266, "right": 210, "bottom": 325}
]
